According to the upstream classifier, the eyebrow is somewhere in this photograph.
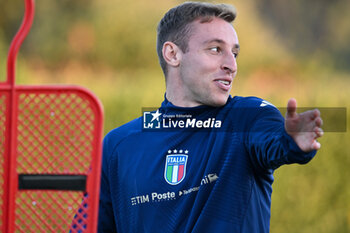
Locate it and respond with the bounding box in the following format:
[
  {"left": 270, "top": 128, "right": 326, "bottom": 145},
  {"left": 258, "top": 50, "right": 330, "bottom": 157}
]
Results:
[{"left": 204, "top": 39, "right": 240, "bottom": 50}]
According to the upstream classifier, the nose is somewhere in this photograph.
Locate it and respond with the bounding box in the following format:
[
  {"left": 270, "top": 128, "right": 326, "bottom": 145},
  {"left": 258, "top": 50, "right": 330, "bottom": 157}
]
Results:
[{"left": 221, "top": 52, "right": 237, "bottom": 74}]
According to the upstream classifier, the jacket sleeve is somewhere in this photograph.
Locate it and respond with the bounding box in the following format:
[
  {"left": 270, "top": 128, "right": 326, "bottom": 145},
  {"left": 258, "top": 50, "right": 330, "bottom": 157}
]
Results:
[
  {"left": 98, "top": 135, "right": 117, "bottom": 233},
  {"left": 245, "top": 104, "right": 316, "bottom": 172}
]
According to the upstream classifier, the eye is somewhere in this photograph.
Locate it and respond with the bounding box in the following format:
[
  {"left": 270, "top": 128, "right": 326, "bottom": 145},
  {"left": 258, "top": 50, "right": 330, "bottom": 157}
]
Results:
[
  {"left": 209, "top": 47, "right": 221, "bottom": 53},
  {"left": 233, "top": 52, "right": 238, "bottom": 58}
]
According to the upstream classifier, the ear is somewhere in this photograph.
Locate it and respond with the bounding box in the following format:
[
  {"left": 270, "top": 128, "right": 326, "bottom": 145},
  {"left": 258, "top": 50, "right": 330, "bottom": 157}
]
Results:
[{"left": 162, "top": 41, "right": 182, "bottom": 67}]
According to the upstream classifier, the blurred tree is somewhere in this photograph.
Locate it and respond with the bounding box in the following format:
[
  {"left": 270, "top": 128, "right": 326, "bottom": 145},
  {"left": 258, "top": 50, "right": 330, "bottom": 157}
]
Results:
[
  {"left": 0, "top": 0, "right": 93, "bottom": 70},
  {"left": 27, "top": 0, "right": 94, "bottom": 69},
  {"left": 0, "top": 0, "right": 24, "bottom": 42},
  {"left": 91, "top": 0, "right": 164, "bottom": 72},
  {"left": 254, "top": 0, "right": 350, "bottom": 71},
  {"left": 1, "top": 0, "right": 164, "bottom": 72}
]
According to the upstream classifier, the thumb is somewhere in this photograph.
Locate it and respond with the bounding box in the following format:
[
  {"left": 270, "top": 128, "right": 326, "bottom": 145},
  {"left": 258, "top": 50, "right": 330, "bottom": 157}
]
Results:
[{"left": 286, "top": 98, "right": 297, "bottom": 118}]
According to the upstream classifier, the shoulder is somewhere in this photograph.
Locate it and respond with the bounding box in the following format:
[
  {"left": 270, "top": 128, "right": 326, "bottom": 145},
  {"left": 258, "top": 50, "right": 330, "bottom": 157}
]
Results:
[
  {"left": 232, "top": 96, "right": 280, "bottom": 113},
  {"left": 229, "top": 96, "right": 276, "bottom": 109},
  {"left": 223, "top": 96, "right": 283, "bottom": 130},
  {"left": 103, "top": 117, "right": 143, "bottom": 155},
  {"left": 224, "top": 96, "right": 280, "bottom": 117}
]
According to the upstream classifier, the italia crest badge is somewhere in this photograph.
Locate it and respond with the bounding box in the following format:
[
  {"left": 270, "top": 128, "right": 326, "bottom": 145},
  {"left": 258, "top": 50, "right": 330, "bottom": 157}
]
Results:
[{"left": 164, "top": 149, "right": 188, "bottom": 185}]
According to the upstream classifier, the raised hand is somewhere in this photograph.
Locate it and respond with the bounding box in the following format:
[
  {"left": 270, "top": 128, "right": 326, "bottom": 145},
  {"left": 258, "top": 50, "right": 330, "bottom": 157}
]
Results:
[{"left": 285, "top": 98, "right": 323, "bottom": 152}]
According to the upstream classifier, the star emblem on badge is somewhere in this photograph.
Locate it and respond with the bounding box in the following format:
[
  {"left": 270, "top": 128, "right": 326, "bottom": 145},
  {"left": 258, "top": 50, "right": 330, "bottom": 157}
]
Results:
[{"left": 167, "top": 149, "right": 189, "bottom": 154}]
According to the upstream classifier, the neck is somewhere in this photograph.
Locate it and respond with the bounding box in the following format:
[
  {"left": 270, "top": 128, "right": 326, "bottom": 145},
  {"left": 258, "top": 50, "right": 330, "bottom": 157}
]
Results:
[
  {"left": 165, "top": 92, "right": 198, "bottom": 108},
  {"left": 165, "top": 74, "right": 200, "bottom": 108}
]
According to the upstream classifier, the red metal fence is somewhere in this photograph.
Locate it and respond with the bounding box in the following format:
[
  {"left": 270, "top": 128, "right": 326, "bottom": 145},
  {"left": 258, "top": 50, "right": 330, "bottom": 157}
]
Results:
[{"left": 0, "top": 0, "right": 104, "bottom": 232}]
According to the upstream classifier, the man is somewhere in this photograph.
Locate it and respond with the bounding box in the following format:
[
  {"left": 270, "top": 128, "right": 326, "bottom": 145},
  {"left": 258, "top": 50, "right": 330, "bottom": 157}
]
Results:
[{"left": 98, "top": 2, "right": 323, "bottom": 232}]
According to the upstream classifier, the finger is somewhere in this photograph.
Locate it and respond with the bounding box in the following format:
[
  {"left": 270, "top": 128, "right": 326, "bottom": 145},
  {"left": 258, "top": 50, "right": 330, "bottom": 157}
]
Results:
[
  {"left": 312, "top": 140, "right": 321, "bottom": 150},
  {"left": 311, "top": 109, "right": 321, "bottom": 119},
  {"left": 315, "top": 127, "right": 324, "bottom": 138},
  {"left": 315, "top": 116, "right": 323, "bottom": 127},
  {"left": 286, "top": 98, "right": 297, "bottom": 118}
]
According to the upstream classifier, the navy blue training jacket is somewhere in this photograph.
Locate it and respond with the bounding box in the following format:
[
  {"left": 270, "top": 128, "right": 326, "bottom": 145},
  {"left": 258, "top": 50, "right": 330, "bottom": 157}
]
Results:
[{"left": 98, "top": 96, "right": 316, "bottom": 233}]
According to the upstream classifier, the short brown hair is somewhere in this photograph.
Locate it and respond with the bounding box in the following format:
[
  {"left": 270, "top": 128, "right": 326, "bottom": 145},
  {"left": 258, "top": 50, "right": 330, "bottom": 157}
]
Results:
[{"left": 157, "top": 2, "right": 237, "bottom": 76}]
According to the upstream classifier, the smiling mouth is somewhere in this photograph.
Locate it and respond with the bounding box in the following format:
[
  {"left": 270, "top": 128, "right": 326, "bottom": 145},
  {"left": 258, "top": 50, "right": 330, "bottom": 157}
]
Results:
[
  {"left": 217, "top": 80, "right": 230, "bottom": 85},
  {"left": 215, "top": 79, "right": 232, "bottom": 91}
]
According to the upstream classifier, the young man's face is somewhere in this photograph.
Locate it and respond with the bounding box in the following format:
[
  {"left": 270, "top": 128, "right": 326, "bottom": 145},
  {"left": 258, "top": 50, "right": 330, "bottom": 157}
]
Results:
[{"left": 177, "top": 17, "right": 239, "bottom": 107}]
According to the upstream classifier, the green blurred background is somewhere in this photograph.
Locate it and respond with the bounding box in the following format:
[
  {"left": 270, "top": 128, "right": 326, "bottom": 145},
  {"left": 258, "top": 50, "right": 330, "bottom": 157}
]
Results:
[{"left": 1, "top": 0, "right": 349, "bottom": 232}]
